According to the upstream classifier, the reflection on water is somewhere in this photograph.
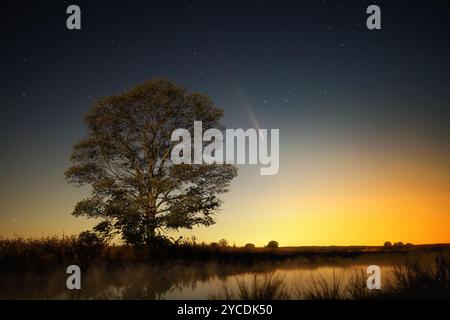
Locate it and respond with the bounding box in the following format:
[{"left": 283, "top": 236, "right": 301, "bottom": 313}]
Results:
[
  {"left": 0, "top": 254, "right": 417, "bottom": 299},
  {"left": 168, "top": 265, "right": 395, "bottom": 299}
]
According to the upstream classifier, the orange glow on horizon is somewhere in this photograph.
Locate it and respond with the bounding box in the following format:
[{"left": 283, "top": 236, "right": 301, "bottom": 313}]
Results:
[{"left": 1, "top": 136, "right": 449, "bottom": 247}]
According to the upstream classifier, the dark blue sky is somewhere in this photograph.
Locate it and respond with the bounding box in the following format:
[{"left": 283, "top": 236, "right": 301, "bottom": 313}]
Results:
[{"left": 2, "top": 1, "right": 449, "bottom": 144}]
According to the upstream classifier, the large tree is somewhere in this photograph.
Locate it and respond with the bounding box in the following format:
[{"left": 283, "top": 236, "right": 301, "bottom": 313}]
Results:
[{"left": 65, "top": 78, "right": 237, "bottom": 246}]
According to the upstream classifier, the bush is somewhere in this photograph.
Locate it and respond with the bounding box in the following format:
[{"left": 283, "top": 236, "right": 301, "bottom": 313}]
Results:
[
  {"left": 383, "top": 241, "right": 392, "bottom": 247},
  {"left": 76, "top": 231, "right": 106, "bottom": 261},
  {"left": 78, "top": 231, "right": 104, "bottom": 247},
  {"left": 266, "top": 241, "right": 279, "bottom": 249},
  {"left": 210, "top": 242, "right": 219, "bottom": 249},
  {"left": 218, "top": 239, "right": 229, "bottom": 248},
  {"left": 244, "top": 243, "right": 256, "bottom": 249}
]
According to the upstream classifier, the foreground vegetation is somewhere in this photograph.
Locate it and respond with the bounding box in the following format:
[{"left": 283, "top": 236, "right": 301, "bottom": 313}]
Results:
[
  {"left": 211, "top": 254, "right": 450, "bottom": 300},
  {"left": 1, "top": 236, "right": 449, "bottom": 299},
  {"left": 2, "top": 234, "right": 447, "bottom": 271}
]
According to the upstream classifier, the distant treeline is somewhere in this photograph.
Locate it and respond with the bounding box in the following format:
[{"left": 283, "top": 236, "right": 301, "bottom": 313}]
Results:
[{"left": 1, "top": 235, "right": 449, "bottom": 273}]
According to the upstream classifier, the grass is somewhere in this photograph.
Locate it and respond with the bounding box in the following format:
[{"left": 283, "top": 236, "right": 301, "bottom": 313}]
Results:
[
  {"left": 0, "top": 235, "right": 110, "bottom": 271},
  {"left": 211, "top": 255, "right": 450, "bottom": 300},
  {"left": 0, "top": 235, "right": 392, "bottom": 272},
  {"left": 294, "top": 269, "right": 344, "bottom": 299},
  {"left": 387, "top": 254, "right": 450, "bottom": 299},
  {"left": 210, "top": 273, "right": 290, "bottom": 300}
]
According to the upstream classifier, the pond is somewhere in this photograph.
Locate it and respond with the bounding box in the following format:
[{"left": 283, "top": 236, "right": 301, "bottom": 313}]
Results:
[{"left": 0, "top": 253, "right": 409, "bottom": 299}]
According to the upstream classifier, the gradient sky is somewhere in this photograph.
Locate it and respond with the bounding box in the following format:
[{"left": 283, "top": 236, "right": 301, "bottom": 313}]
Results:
[{"left": 1, "top": 0, "right": 449, "bottom": 246}]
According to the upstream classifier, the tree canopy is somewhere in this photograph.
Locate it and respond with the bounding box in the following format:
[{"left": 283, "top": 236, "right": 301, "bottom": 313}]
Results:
[{"left": 65, "top": 78, "right": 238, "bottom": 246}]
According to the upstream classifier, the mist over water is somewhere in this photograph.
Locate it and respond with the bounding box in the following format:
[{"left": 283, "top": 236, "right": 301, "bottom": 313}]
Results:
[{"left": 0, "top": 253, "right": 414, "bottom": 299}]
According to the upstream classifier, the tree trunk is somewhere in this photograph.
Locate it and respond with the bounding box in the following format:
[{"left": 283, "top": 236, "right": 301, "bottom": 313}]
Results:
[{"left": 146, "top": 191, "right": 158, "bottom": 250}]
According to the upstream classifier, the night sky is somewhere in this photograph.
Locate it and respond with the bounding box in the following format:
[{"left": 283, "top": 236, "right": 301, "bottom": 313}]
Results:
[{"left": 1, "top": 0, "right": 449, "bottom": 245}]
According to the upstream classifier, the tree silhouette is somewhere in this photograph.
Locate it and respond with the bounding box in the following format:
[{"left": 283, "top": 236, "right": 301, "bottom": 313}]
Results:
[
  {"left": 65, "top": 78, "right": 237, "bottom": 246},
  {"left": 266, "top": 241, "right": 279, "bottom": 249}
]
